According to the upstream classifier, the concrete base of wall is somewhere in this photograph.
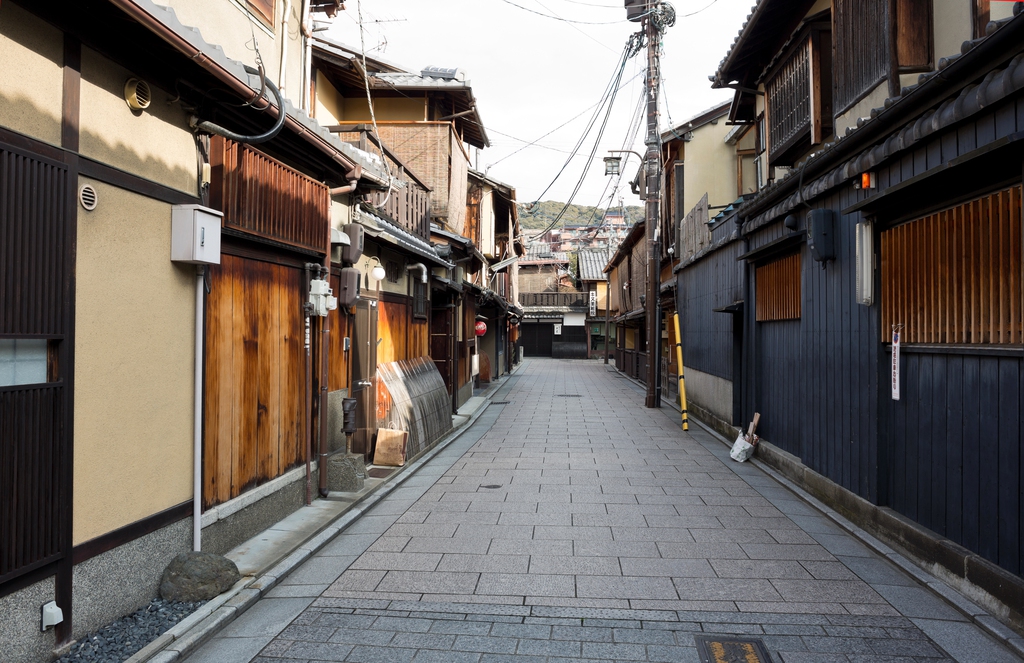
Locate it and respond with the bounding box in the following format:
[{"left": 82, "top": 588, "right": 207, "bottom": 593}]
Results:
[
  {"left": 72, "top": 518, "right": 192, "bottom": 638},
  {"left": 681, "top": 367, "right": 733, "bottom": 425},
  {"left": 692, "top": 407, "right": 1024, "bottom": 637},
  {"left": 0, "top": 516, "right": 193, "bottom": 663},
  {"left": 202, "top": 469, "right": 317, "bottom": 556},
  {"left": 0, "top": 576, "right": 57, "bottom": 663}
]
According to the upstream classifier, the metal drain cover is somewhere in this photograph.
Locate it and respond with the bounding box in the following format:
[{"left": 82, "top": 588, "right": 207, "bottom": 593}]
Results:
[
  {"left": 694, "top": 635, "right": 774, "bottom": 663},
  {"left": 491, "top": 401, "right": 511, "bottom": 405},
  {"left": 557, "top": 394, "right": 582, "bottom": 398},
  {"left": 479, "top": 484, "right": 502, "bottom": 489}
]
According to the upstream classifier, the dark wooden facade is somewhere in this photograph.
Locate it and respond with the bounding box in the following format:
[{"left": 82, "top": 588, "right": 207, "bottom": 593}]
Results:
[{"left": 686, "top": 14, "right": 1024, "bottom": 587}]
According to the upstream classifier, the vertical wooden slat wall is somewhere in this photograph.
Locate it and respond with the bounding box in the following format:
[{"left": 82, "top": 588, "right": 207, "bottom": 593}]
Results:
[
  {"left": 881, "top": 185, "right": 1022, "bottom": 344},
  {"left": 204, "top": 255, "right": 306, "bottom": 508},
  {"left": 755, "top": 253, "right": 802, "bottom": 321}
]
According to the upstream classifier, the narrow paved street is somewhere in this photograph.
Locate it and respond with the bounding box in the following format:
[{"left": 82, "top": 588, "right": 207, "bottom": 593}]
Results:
[{"left": 186, "top": 359, "right": 1021, "bottom": 663}]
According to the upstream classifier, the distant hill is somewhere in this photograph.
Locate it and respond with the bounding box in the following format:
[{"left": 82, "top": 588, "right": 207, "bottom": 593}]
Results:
[{"left": 517, "top": 201, "right": 643, "bottom": 230}]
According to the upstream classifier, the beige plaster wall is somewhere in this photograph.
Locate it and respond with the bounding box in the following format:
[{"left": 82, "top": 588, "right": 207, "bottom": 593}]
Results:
[
  {"left": 0, "top": 3, "right": 63, "bottom": 146},
  {"left": 342, "top": 97, "right": 428, "bottom": 122},
  {"left": 157, "top": 0, "right": 304, "bottom": 105},
  {"left": 684, "top": 119, "right": 735, "bottom": 212},
  {"left": 933, "top": 0, "right": 972, "bottom": 64},
  {"left": 316, "top": 70, "right": 345, "bottom": 125},
  {"left": 834, "top": 80, "right": 889, "bottom": 139},
  {"left": 79, "top": 47, "right": 196, "bottom": 194},
  {"left": 73, "top": 179, "right": 195, "bottom": 544}
]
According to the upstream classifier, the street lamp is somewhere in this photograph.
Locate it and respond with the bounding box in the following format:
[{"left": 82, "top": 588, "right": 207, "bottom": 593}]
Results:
[{"left": 604, "top": 150, "right": 644, "bottom": 181}]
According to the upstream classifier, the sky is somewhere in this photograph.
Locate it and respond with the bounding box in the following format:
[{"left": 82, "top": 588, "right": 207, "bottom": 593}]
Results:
[{"left": 324, "top": 0, "right": 754, "bottom": 209}]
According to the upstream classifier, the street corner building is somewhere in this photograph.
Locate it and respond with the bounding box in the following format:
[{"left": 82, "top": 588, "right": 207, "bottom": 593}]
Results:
[{"left": 0, "top": 1, "right": 521, "bottom": 660}]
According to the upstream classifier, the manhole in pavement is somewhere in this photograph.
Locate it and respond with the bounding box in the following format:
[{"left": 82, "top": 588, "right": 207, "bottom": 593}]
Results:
[
  {"left": 366, "top": 468, "right": 395, "bottom": 479},
  {"left": 694, "top": 635, "right": 774, "bottom": 663},
  {"left": 479, "top": 484, "right": 502, "bottom": 489},
  {"left": 557, "top": 394, "right": 581, "bottom": 397},
  {"left": 491, "top": 401, "right": 511, "bottom": 405}
]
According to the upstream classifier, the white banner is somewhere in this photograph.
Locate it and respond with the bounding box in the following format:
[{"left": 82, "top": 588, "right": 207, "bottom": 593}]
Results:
[
  {"left": 891, "top": 327, "right": 900, "bottom": 401},
  {"left": 589, "top": 290, "right": 597, "bottom": 317}
]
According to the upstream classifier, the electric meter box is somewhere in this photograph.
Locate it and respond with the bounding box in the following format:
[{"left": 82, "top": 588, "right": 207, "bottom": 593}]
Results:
[
  {"left": 337, "top": 267, "right": 361, "bottom": 308},
  {"left": 806, "top": 209, "right": 836, "bottom": 263},
  {"left": 171, "top": 205, "right": 222, "bottom": 264},
  {"left": 341, "top": 223, "right": 364, "bottom": 265}
]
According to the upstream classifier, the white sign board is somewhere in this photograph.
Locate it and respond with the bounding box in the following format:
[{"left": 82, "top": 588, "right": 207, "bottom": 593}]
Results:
[
  {"left": 891, "top": 328, "right": 900, "bottom": 400},
  {"left": 553, "top": 324, "right": 562, "bottom": 336},
  {"left": 589, "top": 290, "right": 597, "bottom": 317}
]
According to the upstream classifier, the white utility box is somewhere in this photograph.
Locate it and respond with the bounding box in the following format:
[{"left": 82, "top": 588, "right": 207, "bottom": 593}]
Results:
[{"left": 171, "top": 204, "right": 222, "bottom": 264}]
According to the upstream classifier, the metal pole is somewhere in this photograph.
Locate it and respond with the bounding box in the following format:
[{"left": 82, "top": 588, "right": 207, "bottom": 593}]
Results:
[{"left": 643, "top": 13, "right": 662, "bottom": 409}]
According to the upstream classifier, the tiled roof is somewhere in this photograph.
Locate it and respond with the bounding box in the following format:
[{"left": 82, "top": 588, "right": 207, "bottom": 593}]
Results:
[
  {"left": 357, "top": 205, "right": 453, "bottom": 268},
  {"left": 577, "top": 249, "right": 610, "bottom": 282},
  {"left": 373, "top": 71, "right": 472, "bottom": 89},
  {"left": 524, "top": 244, "right": 567, "bottom": 261}
]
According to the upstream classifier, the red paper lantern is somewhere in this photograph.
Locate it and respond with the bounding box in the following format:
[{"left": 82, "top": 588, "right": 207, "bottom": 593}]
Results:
[{"left": 474, "top": 321, "right": 487, "bottom": 336}]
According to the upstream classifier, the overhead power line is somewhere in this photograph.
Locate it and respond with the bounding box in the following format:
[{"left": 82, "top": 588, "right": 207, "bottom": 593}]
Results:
[{"left": 496, "top": 0, "right": 626, "bottom": 24}]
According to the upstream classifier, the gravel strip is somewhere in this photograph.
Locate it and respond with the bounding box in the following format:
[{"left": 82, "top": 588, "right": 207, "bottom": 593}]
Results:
[{"left": 57, "top": 598, "right": 206, "bottom": 663}]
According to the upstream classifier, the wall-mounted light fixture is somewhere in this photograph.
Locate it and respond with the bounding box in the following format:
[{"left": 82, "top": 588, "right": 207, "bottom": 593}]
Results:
[
  {"left": 853, "top": 172, "right": 876, "bottom": 190},
  {"left": 367, "top": 256, "right": 386, "bottom": 282}
]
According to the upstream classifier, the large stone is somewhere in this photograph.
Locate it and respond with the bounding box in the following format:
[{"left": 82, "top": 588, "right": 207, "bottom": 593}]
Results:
[
  {"left": 159, "top": 552, "right": 240, "bottom": 602},
  {"left": 327, "top": 452, "right": 365, "bottom": 492}
]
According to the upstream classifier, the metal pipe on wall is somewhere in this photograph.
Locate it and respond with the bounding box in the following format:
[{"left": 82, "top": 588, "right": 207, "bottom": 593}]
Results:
[
  {"left": 318, "top": 250, "right": 331, "bottom": 498},
  {"left": 278, "top": 0, "right": 293, "bottom": 97},
  {"left": 193, "top": 267, "right": 205, "bottom": 551},
  {"left": 304, "top": 265, "right": 313, "bottom": 505}
]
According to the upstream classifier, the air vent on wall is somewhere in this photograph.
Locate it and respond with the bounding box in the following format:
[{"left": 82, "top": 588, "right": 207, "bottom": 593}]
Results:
[
  {"left": 79, "top": 184, "right": 97, "bottom": 211},
  {"left": 124, "top": 78, "right": 152, "bottom": 111}
]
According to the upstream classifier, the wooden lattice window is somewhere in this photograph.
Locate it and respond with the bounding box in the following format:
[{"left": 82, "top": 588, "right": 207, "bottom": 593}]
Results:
[
  {"left": 756, "top": 253, "right": 802, "bottom": 321},
  {"left": 765, "top": 26, "right": 832, "bottom": 168},
  {"left": 881, "top": 186, "right": 1022, "bottom": 344}
]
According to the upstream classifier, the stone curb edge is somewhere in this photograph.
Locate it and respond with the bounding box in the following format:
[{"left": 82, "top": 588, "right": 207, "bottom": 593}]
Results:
[
  {"left": 688, "top": 415, "right": 1024, "bottom": 660},
  {"left": 126, "top": 368, "right": 522, "bottom": 663}
]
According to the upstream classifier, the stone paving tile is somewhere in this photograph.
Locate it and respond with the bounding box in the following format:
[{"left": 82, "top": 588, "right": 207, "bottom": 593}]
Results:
[
  {"left": 191, "top": 361, "right": 1019, "bottom": 663},
  {"left": 528, "top": 555, "right": 621, "bottom": 576}
]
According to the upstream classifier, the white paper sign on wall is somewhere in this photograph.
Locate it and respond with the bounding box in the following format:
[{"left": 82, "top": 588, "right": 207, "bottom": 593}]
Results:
[
  {"left": 891, "top": 327, "right": 901, "bottom": 401},
  {"left": 554, "top": 324, "right": 562, "bottom": 336}
]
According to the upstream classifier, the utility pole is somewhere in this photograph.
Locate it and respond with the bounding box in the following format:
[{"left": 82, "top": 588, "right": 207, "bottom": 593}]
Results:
[
  {"left": 643, "top": 11, "right": 660, "bottom": 408},
  {"left": 641, "top": 3, "right": 674, "bottom": 407}
]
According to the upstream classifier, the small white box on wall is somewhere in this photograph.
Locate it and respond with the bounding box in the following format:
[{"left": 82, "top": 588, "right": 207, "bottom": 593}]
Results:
[{"left": 171, "top": 204, "right": 222, "bottom": 264}]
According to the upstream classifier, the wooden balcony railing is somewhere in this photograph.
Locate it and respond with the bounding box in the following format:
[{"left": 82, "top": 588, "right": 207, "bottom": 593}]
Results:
[
  {"left": 367, "top": 182, "right": 431, "bottom": 241},
  {"left": 210, "top": 136, "right": 330, "bottom": 254},
  {"left": 519, "top": 291, "right": 587, "bottom": 308}
]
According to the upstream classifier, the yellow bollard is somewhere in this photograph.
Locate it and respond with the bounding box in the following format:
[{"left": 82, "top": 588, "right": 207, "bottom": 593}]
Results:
[{"left": 672, "top": 313, "right": 688, "bottom": 431}]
